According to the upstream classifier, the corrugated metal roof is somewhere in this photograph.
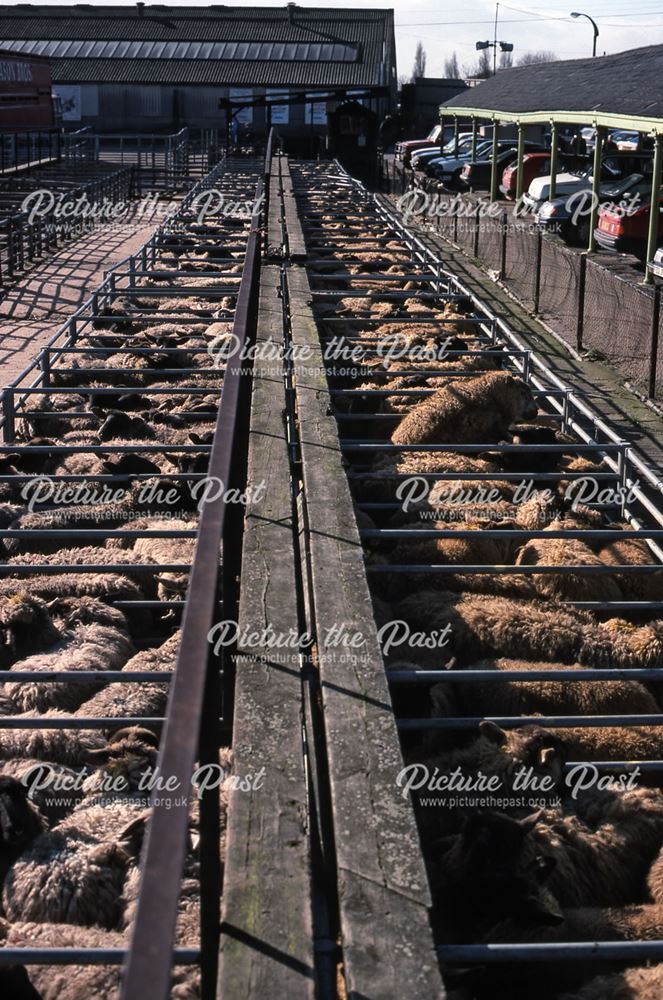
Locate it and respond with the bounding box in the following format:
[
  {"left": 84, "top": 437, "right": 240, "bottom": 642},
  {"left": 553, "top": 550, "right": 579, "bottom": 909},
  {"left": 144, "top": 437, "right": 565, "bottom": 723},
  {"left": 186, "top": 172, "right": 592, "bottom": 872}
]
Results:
[
  {"left": 0, "top": 6, "right": 392, "bottom": 42},
  {"left": 0, "top": 4, "right": 394, "bottom": 87},
  {"left": 51, "top": 55, "right": 381, "bottom": 86},
  {"left": 443, "top": 46, "right": 663, "bottom": 119}
]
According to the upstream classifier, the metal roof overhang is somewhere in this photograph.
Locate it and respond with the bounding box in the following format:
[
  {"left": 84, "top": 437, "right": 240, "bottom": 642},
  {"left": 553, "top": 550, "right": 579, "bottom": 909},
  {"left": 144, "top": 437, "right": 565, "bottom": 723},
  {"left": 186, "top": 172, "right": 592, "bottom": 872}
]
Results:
[{"left": 439, "top": 106, "right": 663, "bottom": 134}]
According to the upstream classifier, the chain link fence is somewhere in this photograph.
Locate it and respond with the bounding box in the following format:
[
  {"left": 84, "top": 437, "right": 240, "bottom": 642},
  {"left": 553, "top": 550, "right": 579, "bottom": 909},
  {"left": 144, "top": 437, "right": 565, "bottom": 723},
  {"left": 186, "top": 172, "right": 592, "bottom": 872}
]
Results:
[{"left": 391, "top": 164, "right": 663, "bottom": 403}]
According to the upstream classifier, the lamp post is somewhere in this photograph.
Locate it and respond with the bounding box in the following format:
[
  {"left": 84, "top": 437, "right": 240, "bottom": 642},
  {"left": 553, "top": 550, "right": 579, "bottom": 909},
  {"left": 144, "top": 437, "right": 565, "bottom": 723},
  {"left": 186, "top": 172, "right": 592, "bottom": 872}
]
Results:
[
  {"left": 476, "top": 39, "right": 514, "bottom": 76},
  {"left": 570, "top": 11, "right": 599, "bottom": 57}
]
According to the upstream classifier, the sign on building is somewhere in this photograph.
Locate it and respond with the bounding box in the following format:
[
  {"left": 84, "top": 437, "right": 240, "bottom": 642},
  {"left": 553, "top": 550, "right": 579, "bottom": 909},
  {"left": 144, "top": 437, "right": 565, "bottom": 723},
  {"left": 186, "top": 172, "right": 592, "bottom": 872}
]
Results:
[
  {"left": 266, "top": 89, "right": 289, "bottom": 124},
  {"left": 304, "top": 101, "right": 327, "bottom": 125}
]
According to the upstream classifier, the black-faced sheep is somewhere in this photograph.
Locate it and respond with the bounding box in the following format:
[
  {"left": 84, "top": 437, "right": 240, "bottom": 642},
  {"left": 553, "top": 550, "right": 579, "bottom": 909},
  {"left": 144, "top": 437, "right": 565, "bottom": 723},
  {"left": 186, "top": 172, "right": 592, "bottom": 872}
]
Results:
[
  {"left": 0, "top": 594, "right": 61, "bottom": 669},
  {"left": 391, "top": 371, "right": 538, "bottom": 446},
  {"left": 0, "top": 775, "right": 47, "bottom": 882},
  {"left": 430, "top": 810, "right": 563, "bottom": 943}
]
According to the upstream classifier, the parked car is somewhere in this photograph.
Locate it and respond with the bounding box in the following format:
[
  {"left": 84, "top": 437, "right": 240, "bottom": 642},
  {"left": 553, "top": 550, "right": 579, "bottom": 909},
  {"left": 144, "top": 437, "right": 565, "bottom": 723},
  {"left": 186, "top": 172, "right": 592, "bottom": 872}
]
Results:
[
  {"left": 460, "top": 142, "right": 546, "bottom": 191},
  {"left": 410, "top": 137, "right": 475, "bottom": 173},
  {"left": 580, "top": 127, "right": 596, "bottom": 152},
  {"left": 500, "top": 151, "right": 576, "bottom": 199},
  {"left": 401, "top": 129, "right": 471, "bottom": 168},
  {"left": 427, "top": 139, "right": 505, "bottom": 187},
  {"left": 610, "top": 129, "right": 640, "bottom": 151},
  {"left": 648, "top": 246, "right": 663, "bottom": 282},
  {"left": 537, "top": 172, "right": 652, "bottom": 245},
  {"left": 522, "top": 151, "right": 654, "bottom": 215},
  {"left": 395, "top": 125, "right": 443, "bottom": 166},
  {"left": 594, "top": 189, "right": 663, "bottom": 256}
]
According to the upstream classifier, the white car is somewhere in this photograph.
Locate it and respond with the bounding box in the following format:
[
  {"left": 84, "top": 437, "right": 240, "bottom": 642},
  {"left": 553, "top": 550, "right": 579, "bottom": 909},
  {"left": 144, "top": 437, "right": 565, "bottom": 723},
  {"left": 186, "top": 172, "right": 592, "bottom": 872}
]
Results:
[
  {"left": 522, "top": 169, "right": 593, "bottom": 214},
  {"left": 649, "top": 246, "right": 663, "bottom": 282},
  {"left": 611, "top": 130, "right": 640, "bottom": 151}
]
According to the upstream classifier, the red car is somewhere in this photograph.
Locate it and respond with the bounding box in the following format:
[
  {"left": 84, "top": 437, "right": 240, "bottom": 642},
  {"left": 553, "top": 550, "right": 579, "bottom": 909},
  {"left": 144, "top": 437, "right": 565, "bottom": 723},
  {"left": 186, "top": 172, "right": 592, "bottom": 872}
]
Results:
[
  {"left": 396, "top": 125, "right": 466, "bottom": 166},
  {"left": 500, "top": 152, "right": 574, "bottom": 200},
  {"left": 594, "top": 190, "right": 663, "bottom": 255}
]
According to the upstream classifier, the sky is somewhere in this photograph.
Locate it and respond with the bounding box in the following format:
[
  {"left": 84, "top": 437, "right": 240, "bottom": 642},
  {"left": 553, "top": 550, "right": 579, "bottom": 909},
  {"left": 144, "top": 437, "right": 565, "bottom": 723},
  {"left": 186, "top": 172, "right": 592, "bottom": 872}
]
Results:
[{"left": 17, "top": 0, "right": 663, "bottom": 79}]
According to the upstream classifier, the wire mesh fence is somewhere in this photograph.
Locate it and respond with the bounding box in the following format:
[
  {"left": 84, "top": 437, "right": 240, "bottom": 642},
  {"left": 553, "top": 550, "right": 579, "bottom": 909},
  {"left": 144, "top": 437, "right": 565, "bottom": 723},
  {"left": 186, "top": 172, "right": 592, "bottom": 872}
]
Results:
[{"left": 389, "top": 165, "right": 663, "bottom": 403}]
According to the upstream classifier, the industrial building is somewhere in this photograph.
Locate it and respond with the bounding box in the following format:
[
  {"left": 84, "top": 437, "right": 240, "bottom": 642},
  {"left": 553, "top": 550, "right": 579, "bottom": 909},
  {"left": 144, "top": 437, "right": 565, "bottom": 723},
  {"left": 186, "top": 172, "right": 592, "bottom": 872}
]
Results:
[{"left": 0, "top": 3, "right": 397, "bottom": 143}]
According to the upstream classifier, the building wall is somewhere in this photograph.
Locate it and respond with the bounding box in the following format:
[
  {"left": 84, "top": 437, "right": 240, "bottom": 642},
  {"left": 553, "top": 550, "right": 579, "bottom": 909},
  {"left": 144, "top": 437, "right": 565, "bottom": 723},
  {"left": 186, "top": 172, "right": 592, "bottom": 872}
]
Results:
[{"left": 55, "top": 83, "right": 388, "bottom": 136}]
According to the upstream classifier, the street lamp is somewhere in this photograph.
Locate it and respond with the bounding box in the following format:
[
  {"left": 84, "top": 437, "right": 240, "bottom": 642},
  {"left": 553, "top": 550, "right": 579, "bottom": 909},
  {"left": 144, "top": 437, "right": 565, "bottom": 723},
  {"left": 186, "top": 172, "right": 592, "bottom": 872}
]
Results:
[
  {"left": 570, "top": 11, "right": 599, "bottom": 57},
  {"left": 476, "top": 39, "right": 513, "bottom": 76}
]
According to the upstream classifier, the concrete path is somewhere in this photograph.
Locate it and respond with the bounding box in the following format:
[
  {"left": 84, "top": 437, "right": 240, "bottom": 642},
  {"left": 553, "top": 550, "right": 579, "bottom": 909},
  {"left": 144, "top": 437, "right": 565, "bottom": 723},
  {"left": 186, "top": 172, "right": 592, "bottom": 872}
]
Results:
[{"left": 0, "top": 222, "right": 158, "bottom": 385}]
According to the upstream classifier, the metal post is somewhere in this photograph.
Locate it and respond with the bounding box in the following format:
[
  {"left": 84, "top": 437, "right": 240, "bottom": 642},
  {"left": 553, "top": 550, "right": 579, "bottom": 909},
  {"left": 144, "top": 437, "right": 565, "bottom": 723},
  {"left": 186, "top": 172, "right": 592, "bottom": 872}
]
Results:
[
  {"left": 473, "top": 203, "right": 481, "bottom": 257},
  {"left": 549, "top": 121, "right": 559, "bottom": 202},
  {"left": 644, "top": 133, "right": 663, "bottom": 285},
  {"left": 588, "top": 125, "right": 605, "bottom": 251},
  {"left": 500, "top": 209, "right": 508, "bottom": 279},
  {"left": 454, "top": 118, "right": 459, "bottom": 156},
  {"left": 533, "top": 228, "right": 543, "bottom": 314},
  {"left": 649, "top": 284, "right": 661, "bottom": 398},
  {"left": 40, "top": 348, "right": 50, "bottom": 387},
  {"left": 490, "top": 120, "right": 500, "bottom": 203},
  {"left": 471, "top": 117, "right": 478, "bottom": 161},
  {"left": 577, "top": 253, "right": 587, "bottom": 351},
  {"left": 3, "top": 389, "right": 15, "bottom": 444},
  {"left": 515, "top": 122, "right": 526, "bottom": 203}
]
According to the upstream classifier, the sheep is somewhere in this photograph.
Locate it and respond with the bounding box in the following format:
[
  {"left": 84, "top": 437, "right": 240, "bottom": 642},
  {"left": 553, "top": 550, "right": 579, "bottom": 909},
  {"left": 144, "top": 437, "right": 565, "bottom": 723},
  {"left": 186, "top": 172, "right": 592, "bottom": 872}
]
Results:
[
  {"left": 0, "top": 919, "right": 199, "bottom": 1000},
  {"left": 0, "top": 571, "right": 145, "bottom": 605},
  {"left": 0, "top": 711, "right": 107, "bottom": 765},
  {"left": 0, "top": 599, "right": 134, "bottom": 714},
  {"left": 353, "top": 451, "right": 501, "bottom": 503},
  {"left": 515, "top": 523, "right": 624, "bottom": 603},
  {"left": 396, "top": 590, "right": 663, "bottom": 669},
  {"left": 391, "top": 371, "right": 538, "bottom": 446},
  {"left": 0, "top": 594, "right": 61, "bottom": 669},
  {"left": 7, "top": 548, "right": 160, "bottom": 600},
  {"left": 599, "top": 535, "right": 663, "bottom": 601},
  {"left": 105, "top": 519, "right": 195, "bottom": 600},
  {"left": 556, "top": 965, "right": 663, "bottom": 1000},
  {"left": 1, "top": 758, "right": 84, "bottom": 823},
  {"left": 433, "top": 658, "right": 660, "bottom": 720},
  {"left": 2, "top": 728, "right": 158, "bottom": 928},
  {"left": 74, "top": 630, "right": 180, "bottom": 726},
  {"left": 429, "top": 810, "right": 563, "bottom": 943},
  {"left": 526, "top": 788, "right": 663, "bottom": 908},
  {"left": 552, "top": 724, "right": 663, "bottom": 764},
  {"left": 389, "top": 517, "right": 517, "bottom": 565},
  {"left": 0, "top": 776, "right": 47, "bottom": 882}
]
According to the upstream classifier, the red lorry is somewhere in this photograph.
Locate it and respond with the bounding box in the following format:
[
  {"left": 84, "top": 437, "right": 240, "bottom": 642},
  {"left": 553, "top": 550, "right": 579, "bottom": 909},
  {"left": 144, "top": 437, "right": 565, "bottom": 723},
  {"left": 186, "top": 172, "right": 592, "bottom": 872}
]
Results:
[{"left": 0, "top": 50, "right": 55, "bottom": 130}]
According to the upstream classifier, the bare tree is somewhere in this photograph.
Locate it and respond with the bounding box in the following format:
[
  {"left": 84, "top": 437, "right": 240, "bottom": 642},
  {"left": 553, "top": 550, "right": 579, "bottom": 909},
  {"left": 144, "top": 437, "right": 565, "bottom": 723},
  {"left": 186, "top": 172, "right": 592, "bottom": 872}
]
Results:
[
  {"left": 411, "top": 41, "right": 427, "bottom": 81},
  {"left": 444, "top": 51, "right": 461, "bottom": 78},
  {"left": 470, "top": 48, "right": 492, "bottom": 79},
  {"left": 499, "top": 49, "right": 514, "bottom": 70},
  {"left": 517, "top": 50, "right": 557, "bottom": 66}
]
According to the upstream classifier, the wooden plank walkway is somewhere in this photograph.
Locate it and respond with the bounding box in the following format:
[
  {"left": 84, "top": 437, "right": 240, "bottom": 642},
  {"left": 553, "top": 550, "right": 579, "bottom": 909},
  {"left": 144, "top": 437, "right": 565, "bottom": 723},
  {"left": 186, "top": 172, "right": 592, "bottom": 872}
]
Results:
[
  {"left": 287, "top": 255, "right": 444, "bottom": 999},
  {"left": 218, "top": 264, "right": 315, "bottom": 998}
]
